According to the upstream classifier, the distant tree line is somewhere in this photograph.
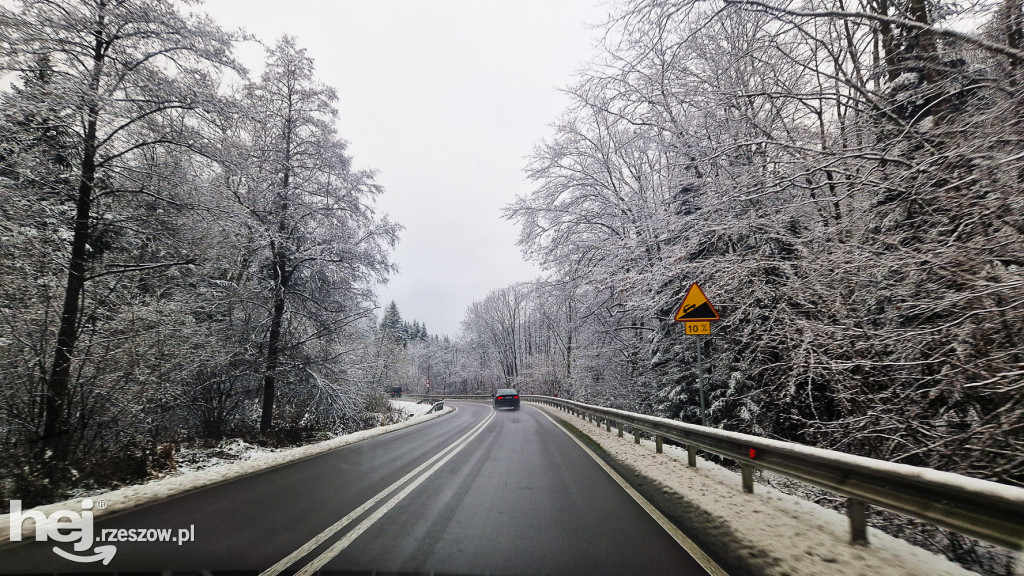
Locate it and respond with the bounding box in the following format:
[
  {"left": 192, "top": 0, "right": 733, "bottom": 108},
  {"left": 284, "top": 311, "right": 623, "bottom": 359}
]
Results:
[
  {"left": 461, "top": 0, "right": 1023, "bottom": 571},
  {"left": 371, "top": 301, "right": 459, "bottom": 396},
  {"left": 0, "top": 0, "right": 398, "bottom": 505}
]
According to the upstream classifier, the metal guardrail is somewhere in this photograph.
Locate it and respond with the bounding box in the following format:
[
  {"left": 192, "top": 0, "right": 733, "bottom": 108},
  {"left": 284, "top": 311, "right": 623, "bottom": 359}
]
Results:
[
  {"left": 518, "top": 395, "right": 1024, "bottom": 551},
  {"left": 413, "top": 393, "right": 1023, "bottom": 550},
  {"left": 409, "top": 394, "right": 488, "bottom": 401}
]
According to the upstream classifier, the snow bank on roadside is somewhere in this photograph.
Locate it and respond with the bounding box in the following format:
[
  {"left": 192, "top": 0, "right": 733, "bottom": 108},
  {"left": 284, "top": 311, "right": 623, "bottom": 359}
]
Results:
[
  {"left": 390, "top": 399, "right": 438, "bottom": 417},
  {"left": 173, "top": 438, "right": 283, "bottom": 475},
  {"left": 0, "top": 406, "right": 455, "bottom": 544},
  {"left": 541, "top": 405, "right": 998, "bottom": 576}
]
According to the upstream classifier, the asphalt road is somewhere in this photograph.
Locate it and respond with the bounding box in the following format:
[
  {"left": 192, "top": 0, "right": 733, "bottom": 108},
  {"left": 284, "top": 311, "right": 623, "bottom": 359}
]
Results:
[{"left": 0, "top": 401, "right": 713, "bottom": 575}]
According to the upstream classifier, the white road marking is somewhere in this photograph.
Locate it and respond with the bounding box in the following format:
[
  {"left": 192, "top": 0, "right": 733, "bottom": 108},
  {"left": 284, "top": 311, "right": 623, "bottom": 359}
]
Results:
[
  {"left": 292, "top": 409, "right": 496, "bottom": 576},
  {"left": 261, "top": 408, "right": 495, "bottom": 576},
  {"left": 534, "top": 405, "right": 729, "bottom": 576}
]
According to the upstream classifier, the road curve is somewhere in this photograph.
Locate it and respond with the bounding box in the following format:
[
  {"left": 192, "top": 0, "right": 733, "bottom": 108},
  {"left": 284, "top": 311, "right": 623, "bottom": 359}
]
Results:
[{"left": 0, "top": 401, "right": 713, "bottom": 575}]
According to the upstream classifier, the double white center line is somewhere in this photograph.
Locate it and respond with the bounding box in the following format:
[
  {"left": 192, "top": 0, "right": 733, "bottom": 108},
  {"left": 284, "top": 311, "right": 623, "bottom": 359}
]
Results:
[{"left": 261, "top": 410, "right": 495, "bottom": 576}]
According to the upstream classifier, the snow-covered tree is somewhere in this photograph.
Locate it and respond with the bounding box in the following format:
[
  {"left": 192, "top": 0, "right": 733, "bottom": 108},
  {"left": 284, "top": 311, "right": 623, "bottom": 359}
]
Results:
[
  {"left": 221, "top": 36, "right": 398, "bottom": 434},
  {"left": 0, "top": 0, "right": 238, "bottom": 471}
]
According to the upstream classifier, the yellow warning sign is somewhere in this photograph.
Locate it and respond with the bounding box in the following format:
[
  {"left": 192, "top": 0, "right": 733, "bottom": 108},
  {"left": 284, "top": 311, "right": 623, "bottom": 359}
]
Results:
[{"left": 674, "top": 283, "right": 720, "bottom": 322}]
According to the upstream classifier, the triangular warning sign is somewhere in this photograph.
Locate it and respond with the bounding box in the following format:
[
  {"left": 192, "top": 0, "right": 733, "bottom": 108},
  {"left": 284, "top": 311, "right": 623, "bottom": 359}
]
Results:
[{"left": 674, "top": 283, "right": 720, "bottom": 321}]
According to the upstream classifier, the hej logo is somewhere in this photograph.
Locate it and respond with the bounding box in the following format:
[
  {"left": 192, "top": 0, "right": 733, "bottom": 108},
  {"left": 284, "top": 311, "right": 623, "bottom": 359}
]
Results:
[{"left": 9, "top": 499, "right": 116, "bottom": 564}]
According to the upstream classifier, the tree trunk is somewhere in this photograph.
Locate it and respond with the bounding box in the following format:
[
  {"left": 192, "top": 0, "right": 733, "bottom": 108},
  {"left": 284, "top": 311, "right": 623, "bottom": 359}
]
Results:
[
  {"left": 874, "top": 0, "right": 899, "bottom": 83},
  {"left": 1008, "top": 0, "right": 1023, "bottom": 73},
  {"left": 260, "top": 256, "right": 286, "bottom": 434},
  {"left": 42, "top": 11, "right": 106, "bottom": 464},
  {"left": 564, "top": 299, "right": 573, "bottom": 389},
  {"left": 260, "top": 106, "right": 293, "bottom": 435}
]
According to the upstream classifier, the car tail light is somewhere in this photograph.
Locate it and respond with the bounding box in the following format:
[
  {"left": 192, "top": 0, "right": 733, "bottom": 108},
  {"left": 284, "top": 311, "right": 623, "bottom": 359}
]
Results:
[
  {"left": 514, "top": 395, "right": 519, "bottom": 399},
  {"left": 496, "top": 396, "right": 503, "bottom": 400}
]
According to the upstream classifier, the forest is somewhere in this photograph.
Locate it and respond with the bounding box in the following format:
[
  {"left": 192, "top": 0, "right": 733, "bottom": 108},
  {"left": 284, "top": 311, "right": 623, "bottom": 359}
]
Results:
[
  {"left": 0, "top": 1, "right": 400, "bottom": 505},
  {"left": 1, "top": 0, "right": 1021, "bottom": 572}
]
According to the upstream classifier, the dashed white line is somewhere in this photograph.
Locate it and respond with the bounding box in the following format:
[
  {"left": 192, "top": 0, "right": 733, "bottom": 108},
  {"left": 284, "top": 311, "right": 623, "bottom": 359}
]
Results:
[{"left": 261, "top": 408, "right": 495, "bottom": 576}]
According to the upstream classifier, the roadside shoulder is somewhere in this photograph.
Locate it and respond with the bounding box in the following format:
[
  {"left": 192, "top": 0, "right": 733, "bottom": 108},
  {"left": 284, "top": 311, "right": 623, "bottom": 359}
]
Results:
[
  {"left": 0, "top": 406, "right": 456, "bottom": 545},
  {"left": 535, "top": 403, "right": 982, "bottom": 576}
]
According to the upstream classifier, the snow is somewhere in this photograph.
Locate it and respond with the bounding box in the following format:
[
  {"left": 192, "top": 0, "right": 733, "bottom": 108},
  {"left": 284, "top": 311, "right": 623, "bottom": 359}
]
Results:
[
  {"left": 390, "top": 399, "right": 441, "bottom": 418},
  {"left": 566, "top": 400, "right": 1024, "bottom": 504},
  {"left": 539, "top": 404, "right": 1016, "bottom": 576},
  {"left": 173, "top": 438, "right": 283, "bottom": 475},
  {"left": 0, "top": 406, "right": 455, "bottom": 543}
]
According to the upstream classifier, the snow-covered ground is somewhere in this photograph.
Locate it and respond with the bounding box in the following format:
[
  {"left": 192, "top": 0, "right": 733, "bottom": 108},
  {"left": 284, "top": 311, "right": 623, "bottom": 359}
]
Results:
[
  {"left": 172, "top": 437, "right": 283, "bottom": 475},
  {"left": 389, "top": 398, "right": 441, "bottom": 417},
  {"left": 539, "top": 404, "right": 1019, "bottom": 576},
  {"left": 0, "top": 405, "right": 454, "bottom": 543}
]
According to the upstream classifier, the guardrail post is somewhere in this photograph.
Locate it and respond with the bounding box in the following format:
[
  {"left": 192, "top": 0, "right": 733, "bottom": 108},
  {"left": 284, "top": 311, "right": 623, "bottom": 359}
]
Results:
[
  {"left": 617, "top": 422, "right": 623, "bottom": 438},
  {"left": 656, "top": 435, "right": 663, "bottom": 453},
  {"left": 741, "top": 465, "right": 754, "bottom": 493},
  {"left": 687, "top": 445, "right": 697, "bottom": 467},
  {"left": 849, "top": 498, "right": 869, "bottom": 546},
  {"left": 605, "top": 419, "right": 611, "bottom": 432},
  {"left": 634, "top": 429, "right": 641, "bottom": 444}
]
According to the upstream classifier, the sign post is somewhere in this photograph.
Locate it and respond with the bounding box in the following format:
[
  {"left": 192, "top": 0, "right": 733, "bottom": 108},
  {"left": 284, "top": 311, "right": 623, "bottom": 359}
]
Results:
[
  {"left": 673, "top": 283, "right": 721, "bottom": 426},
  {"left": 697, "top": 335, "right": 704, "bottom": 425}
]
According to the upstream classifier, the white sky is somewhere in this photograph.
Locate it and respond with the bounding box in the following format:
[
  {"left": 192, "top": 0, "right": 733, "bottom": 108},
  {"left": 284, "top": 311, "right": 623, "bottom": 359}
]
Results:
[{"left": 201, "top": 0, "right": 610, "bottom": 336}]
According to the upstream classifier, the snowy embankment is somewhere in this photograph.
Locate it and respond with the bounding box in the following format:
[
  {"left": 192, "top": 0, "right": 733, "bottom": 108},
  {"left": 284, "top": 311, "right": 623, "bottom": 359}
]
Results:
[
  {"left": 389, "top": 398, "right": 440, "bottom": 417},
  {"left": 539, "top": 404, "right": 1005, "bottom": 576},
  {"left": 0, "top": 404, "right": 454, "bottom": 544}
]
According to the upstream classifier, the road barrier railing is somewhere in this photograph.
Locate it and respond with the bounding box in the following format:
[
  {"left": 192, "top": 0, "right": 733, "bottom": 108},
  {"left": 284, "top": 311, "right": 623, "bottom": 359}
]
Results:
[
  {"left": 408, "top": 394, "right": 488, "bottom": 401},
  {"left": 405, "top": 393, "right": 1023, "bottom": 550},
  {"left": 520, "top": 394, "right": 1022, "bottom": 551}
]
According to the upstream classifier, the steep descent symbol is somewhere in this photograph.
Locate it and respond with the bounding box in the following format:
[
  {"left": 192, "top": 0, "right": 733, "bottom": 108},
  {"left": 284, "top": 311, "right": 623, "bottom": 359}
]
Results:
[{"left": 674, "top": 283, "right": 720, "bottom": 322}]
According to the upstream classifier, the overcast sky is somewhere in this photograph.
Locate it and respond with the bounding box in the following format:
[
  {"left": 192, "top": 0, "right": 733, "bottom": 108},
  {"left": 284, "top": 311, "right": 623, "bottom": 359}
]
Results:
[{"left": 201, "top": 0, "right": 610, "bottom": 336}]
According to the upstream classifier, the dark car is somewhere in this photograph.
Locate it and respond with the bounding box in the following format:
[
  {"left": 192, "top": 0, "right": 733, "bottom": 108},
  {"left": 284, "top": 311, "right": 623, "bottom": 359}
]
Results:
[
  {"left": 388, "top": 386, "right": 403, "bottom": 398},
  {"left": 493, "top": 388, "right": 520, "bottom": 410}
]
